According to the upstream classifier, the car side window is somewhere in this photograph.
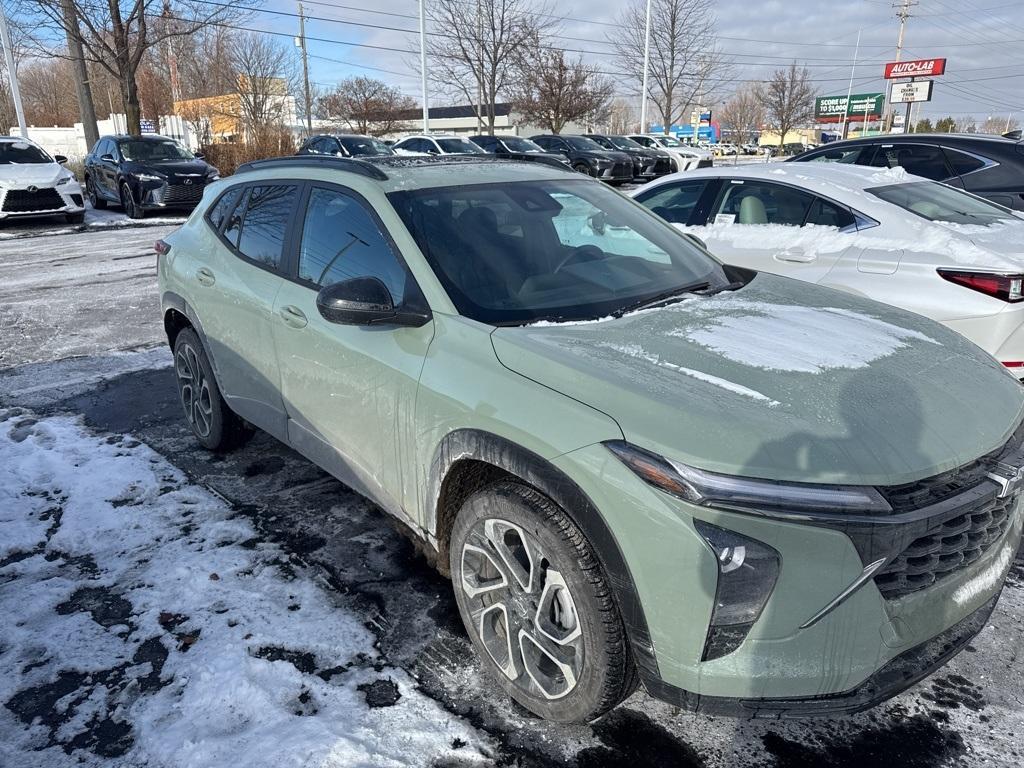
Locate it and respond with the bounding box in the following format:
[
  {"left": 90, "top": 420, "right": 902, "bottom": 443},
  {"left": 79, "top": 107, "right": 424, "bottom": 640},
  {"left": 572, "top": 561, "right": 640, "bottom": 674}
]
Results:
[
  {"left": 805, "top": 197, "right": 856, "bottom": 229},
  {"left": 207, "top": 186, "right": 244, "bottom": 232},
  {"left": 943, "top": 148, "right": 987, "bottom": 176},
  {"left": 802, "top": 146, "right": 865, "bottom": 164},
  {"left": 236, "top": 184, "right": 299, "bottom": 269},
  {"left": 298, "top": 186, "right": 408, "bottom": 303},
  {"left": 635, "top": 181, "right": 709, "bottom": 225},
  {"left": 713, "top": 181, "right": 814, "bottom": 226},
  {"left": 869, "top": 144, "right": 952, "bottom": 181}
]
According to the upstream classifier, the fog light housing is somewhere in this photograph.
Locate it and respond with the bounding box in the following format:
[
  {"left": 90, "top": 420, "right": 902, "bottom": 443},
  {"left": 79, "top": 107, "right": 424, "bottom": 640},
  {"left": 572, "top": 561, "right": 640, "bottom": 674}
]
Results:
[{"left": 694, "top": 520, "right": 780, "bottom": 661}]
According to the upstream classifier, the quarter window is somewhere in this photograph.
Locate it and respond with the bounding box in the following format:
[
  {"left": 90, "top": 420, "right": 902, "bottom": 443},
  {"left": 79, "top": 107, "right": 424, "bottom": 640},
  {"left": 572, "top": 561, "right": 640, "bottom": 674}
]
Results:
[
  {"left": 207, "top": 186, "right": 243, "bottom": 231},
  {"left": 805, "top": 197, "right": 856, "bottom": 229},
  {"left": 236, "top": 184, "right": 298, "bottom": 268},
  {"left": 298, "top": 186, "right": 408, "bottom": 302},
  {"left": 944, "top": 148, "right": 987, "bottom": 177}
]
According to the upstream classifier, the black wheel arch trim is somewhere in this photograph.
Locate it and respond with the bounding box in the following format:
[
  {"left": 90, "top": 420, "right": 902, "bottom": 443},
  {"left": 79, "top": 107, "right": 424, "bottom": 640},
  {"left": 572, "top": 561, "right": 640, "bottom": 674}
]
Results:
[
  {"left": 162, "top": 291, "right": 221, "bottom": 381},
  {"left": 426, "top": 427, "right": 660, "bottom": 681}
]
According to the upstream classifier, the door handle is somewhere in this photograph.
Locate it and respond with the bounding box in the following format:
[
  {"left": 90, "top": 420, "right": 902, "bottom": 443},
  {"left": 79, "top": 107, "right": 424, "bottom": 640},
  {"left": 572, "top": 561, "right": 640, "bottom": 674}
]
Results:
[
  {"left": 279, "top": 305, "right": 308, "bottom": 329},
  {"left": 774, "top": 248, "right": 815, "bottom": 263},
  {"left": 196, "top": 266, "right": 216, "bottom": 285}
]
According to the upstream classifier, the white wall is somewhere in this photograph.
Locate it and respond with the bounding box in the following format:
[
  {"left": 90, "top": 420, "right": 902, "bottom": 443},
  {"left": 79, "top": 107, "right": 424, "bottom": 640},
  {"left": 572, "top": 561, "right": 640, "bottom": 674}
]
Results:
[{"left": 9, "top": 114, "right": 196, "bottom": 158}]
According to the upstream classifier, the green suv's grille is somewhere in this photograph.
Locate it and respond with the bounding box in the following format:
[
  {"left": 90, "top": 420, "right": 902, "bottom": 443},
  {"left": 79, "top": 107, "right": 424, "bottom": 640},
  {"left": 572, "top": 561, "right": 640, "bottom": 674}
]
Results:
[{"left": 874, "top": 493, "right": 1017, "bottom": 599}]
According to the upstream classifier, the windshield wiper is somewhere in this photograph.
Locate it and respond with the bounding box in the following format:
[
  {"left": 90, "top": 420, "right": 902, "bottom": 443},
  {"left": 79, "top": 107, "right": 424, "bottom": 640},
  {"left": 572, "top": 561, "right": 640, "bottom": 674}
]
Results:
[
  {"left": 701, "top": 280, "right": 746, "bottom": 296},
  {"left": 613, "top": 281, "right": 710, "bottom": 317}
]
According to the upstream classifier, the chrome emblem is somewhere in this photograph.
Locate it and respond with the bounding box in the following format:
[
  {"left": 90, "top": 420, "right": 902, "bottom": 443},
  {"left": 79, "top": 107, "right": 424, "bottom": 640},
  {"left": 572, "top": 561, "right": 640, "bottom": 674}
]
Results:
[
  {"left": 27, "top": 185, "right": 37, "bottom": 192},
  {"left": 988, "top": 465, "right": 1024, "bottom": 498},
  {"left": 183, "top": 179, "right": 193, "bottom": 185}
]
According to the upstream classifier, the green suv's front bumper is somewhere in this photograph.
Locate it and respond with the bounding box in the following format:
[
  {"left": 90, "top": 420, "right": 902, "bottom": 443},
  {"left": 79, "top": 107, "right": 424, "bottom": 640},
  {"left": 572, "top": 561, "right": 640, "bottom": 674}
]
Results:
[{"left": 554, "top": 443, "right": 1022, "bottom": 717}]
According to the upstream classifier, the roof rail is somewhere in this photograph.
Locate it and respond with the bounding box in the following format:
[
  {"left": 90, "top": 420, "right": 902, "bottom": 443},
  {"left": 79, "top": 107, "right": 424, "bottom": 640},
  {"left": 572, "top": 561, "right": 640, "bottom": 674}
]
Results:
[{"left": 234, "top": 155, "right": 389, "bottom": 180}]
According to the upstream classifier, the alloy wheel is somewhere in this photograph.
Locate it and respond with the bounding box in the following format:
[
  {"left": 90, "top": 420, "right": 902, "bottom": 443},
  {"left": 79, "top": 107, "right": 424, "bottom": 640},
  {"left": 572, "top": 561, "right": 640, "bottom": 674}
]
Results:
[
  {"left": 460, "top": 517, "right": 584, "bottom": 700},
  {"left": 175, "top": 341, "right": 213, "bottom": 438},
  {"left": 121, "top": 184, "right": 136, "bottom": 218},
  {"left": 87, "top": 178, "right": 98, "bottom": 207}
]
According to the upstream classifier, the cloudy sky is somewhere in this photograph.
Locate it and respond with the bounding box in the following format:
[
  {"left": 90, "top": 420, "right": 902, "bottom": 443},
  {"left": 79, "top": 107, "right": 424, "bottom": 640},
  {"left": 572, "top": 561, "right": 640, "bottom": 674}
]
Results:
[{"left": 257, "top": 0, "right": 1022, "bottom": 123}]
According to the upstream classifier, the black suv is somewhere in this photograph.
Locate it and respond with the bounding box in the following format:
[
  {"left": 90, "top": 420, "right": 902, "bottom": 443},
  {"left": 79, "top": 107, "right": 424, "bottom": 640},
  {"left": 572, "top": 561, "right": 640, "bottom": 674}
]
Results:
[
  {"left": 529, "top": 135, "right": 633, "bottom": 184},
  {"left": 298, "top": 134, "right": 395, "bottom": 157},
  {"left": 467, "top": 135, "right": 570, "bottom": 170},
  {"left": 791, "top": 133, "right": 1024, "bottom": 210},
  {"left": 84, "top": 134, "right": 218, "bottom": 219},
  {"left": 584, "top": 134, "right": 672, "bottom": 180}
]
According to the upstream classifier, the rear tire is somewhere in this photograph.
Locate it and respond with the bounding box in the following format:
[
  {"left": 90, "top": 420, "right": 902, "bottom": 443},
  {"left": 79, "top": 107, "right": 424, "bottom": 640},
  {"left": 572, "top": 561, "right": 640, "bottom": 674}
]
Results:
[
  {"left": 450, "top": 480, "right": 637, "bottom": 723},
  {"left": 172, "top": 328, "right": 249, "bottom": 451}
]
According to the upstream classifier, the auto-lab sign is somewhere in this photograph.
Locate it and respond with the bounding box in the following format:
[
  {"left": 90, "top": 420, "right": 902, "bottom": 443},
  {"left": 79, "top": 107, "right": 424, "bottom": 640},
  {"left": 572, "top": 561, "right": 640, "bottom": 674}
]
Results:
[{"left": 884, "top": 58, "right": 946, "bottom": 79}]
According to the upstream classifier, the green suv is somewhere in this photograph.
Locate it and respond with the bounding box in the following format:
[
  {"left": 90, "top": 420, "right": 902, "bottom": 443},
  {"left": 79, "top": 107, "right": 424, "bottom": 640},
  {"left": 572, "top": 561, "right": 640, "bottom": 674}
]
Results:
[{"left": 157, "top": 155, "right": 1024, "bottom": 723}]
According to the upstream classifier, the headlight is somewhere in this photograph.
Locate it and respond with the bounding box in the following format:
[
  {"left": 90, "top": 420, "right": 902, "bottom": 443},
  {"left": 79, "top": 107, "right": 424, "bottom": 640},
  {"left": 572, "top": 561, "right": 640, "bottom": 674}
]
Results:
[
  {"left": 605, "top": 441, "right": 891, "bottom": 515},
  {"left": 693, "top": 520, "right": 780, "bottom": 660},
  {"left": 56, "top": 175, "right": 71, "bottom": 185},
  {"left": 135, "top": 173, "right": 164, "bottom": 182},
  {"left": 207, "top": 169, "right": 220, "bottom": 181}
]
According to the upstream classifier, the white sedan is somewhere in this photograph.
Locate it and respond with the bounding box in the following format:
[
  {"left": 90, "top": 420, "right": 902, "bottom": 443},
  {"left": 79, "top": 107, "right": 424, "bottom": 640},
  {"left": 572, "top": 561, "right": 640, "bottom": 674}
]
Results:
[
  {"left": 0, "top": 137, "right": 85, "bottom": 224},
  {"left": 631, "top": 162, "right": 1024, "bottom": 377}
]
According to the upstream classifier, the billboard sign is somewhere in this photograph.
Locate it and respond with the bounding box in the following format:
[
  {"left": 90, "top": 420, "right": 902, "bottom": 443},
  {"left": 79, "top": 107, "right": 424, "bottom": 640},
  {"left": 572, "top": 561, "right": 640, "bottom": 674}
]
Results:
[
  {"left": 891, "top": 80, "right": 934, "bottom": 104},
  {"left": 814, "top": 93, "right": 885, "bottom": 123},
  {"left": 884, "top": 58, "right": 946, "bottom": 79}
]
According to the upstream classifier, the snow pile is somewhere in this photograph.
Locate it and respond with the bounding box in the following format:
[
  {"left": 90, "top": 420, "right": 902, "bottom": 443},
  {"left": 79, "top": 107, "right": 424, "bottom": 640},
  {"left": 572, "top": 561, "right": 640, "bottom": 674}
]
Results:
[
  {"left": 0, "top": 411, "right": 487, "bottom": 768},
  {"left": 869, "top": 166, "right": 909, "bottom": 184},
  {"left": 670, "top": 298, "right": 939, "bottom": 373}
]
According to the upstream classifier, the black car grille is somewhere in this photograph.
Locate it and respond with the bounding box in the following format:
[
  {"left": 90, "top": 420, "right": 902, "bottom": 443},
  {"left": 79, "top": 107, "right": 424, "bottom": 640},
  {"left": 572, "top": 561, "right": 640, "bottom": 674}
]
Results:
[
  {"left": 872, "top": 424, "right": 1024, "bottom": 600},
  {"left": 163, "top": 182, "right": 204, "bottom": 204},
  {"left": 653, "top": 158, "right": 672, "bottom": 174},
  {"left": 601, "top": 161, "right": 631, "bottom": 178},
  {"left": 2, "top": 187, "right": 65, "bottom": 212}
]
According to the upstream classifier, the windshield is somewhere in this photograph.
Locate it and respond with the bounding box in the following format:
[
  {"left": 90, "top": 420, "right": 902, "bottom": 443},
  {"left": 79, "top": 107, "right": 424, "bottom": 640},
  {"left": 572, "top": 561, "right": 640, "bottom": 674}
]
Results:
[
  {"left": 119, "top": 139, "right": 194, "bottom": 162},
  {"left": 389, "top": 179, "right": 726, "bottom": 325},
  {"left": 437, "top": 138, "right": 484, "bottom": 154},
  {"left": 339, "top": 136, "right": 394, "bottom": 156},
  {"left": 868, "top": 181, "right": 1018, "bottom": 225},
  {"left": 609, "top": 136, "right": 643, "bottom": 150},
  {"left": 565, "top": 136, "right": 604, "bottom": 151},
  {"left": 502, "top": 136, "right": 546, "bottom": 153},
  {"left": 0, "top": 141, "right": 52, "bottom": 164},
  {"left": 654, "top": 135, "right": 683, "bottom": 147}
]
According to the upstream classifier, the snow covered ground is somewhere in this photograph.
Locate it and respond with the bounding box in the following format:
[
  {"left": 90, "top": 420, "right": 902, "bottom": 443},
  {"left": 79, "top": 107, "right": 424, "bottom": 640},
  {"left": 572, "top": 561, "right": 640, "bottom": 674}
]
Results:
[
  {"left": 2, "top": 223, "right": 1024, "bottom": 768},
  {"left": 0, "top": 203, "right": 185, "bottom": 242}
]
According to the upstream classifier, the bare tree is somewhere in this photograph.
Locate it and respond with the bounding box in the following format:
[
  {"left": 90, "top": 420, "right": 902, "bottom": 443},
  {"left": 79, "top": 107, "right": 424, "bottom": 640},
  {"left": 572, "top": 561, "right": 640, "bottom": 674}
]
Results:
[
  {"left": 606, "top": 98, "right": 636, "bottom": 135},
  {"left": 762, "top": 64, "right": 814, "bottom": 149},
  {"left": 981, "top": 114, "right": 1020, "bottom": 134},
  {"left": 24, "top": 0, "right": 255, "bottom": 135},
  {"left": 425, "top": 0, "right": 548, "bottom": 133},
  {"left": 717, "top": 83, "right": 765, "bottom": 145},
  {"left": 317, "top": 76, "right": 415, "bottom": 137},
  {"left": 612, "top": 0, "right": 727, "bottom": 133},
  {"left": 509, "top": 45, "right": 613, "bottom": 133},
  {"left": 230, "top": 32, "right": 296, "bottom": 139},
  {"left": 19, "top": 57, "right": 78, "bottom": 126}
]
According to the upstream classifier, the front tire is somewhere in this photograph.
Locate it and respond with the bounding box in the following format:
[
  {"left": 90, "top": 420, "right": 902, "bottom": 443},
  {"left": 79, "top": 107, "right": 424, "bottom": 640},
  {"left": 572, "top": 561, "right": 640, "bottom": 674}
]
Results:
[
  {"left": 121, "top": 182, "right": 144, "bottom": 219},
  {"left": 86, "top": 176, "right": 106, "bottom": 209},
  {"left": 172, "top": 328, "right": 249, "bottom": 451},
  {"left": 572, "top": 162, "right": 593, "bottom": 177},
  {"left": 450, "top": 481, "right": 637, "bottom": 723}
]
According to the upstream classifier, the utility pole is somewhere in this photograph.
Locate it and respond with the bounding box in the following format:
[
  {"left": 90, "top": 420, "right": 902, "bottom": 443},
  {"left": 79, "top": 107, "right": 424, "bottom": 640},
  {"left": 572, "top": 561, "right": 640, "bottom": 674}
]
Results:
[
  {"left": 0, "top": 1, "right": 26, "bottom": 137},
  {"left": 475, "top": 0, "right": 483, "bottom": 132},
  {"left": 884, "top": 0, "right": 917, "bottom": 133},
  {"left": 419, "top": 0, "right": 429, "bottom": 132},
  {"left": 639, "top": 0, "right": 652, "bottom": 133},
  {"left": 298, "top": 3, "right": 312, "bottom": 134},
  {"left": 62, "top": 0, "right": 99, "bottom": 151},
  {"left": 841, "top": 29, "right": 861, "bottom": 140}
]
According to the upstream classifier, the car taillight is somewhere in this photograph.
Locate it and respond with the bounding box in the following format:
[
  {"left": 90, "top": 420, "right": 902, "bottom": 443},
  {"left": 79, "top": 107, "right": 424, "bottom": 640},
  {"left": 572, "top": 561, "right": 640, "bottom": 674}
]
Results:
[
  {"left": 938, "top": 269, "right": 1024, "bottom": 302},
  {"left": 154, "top": 239, "right": 171, "bottom": 257}
]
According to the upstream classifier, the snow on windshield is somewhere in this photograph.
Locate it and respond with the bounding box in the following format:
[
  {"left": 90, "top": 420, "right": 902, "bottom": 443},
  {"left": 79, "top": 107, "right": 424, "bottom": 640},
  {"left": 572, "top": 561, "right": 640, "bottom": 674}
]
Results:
[{"left": 669, "top": 297, "right": 939, "bottom": 373}]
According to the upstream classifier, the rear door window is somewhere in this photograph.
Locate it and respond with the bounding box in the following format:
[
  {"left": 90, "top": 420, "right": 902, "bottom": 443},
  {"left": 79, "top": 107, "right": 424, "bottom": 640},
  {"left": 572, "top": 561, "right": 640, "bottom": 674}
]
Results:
[
  {"left": 236, "top": 184, "right": 300, "bottom": 269},
  {"left": 869, "top": 144, "right": 953, "bottom": 181},
  {"left": 801, "top": 146, "right": 867, "bottom": 164}
]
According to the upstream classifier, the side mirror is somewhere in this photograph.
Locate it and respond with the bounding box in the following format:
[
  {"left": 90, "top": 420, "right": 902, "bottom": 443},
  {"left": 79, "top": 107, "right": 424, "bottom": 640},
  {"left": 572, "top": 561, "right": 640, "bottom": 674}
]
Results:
[
  {"left": 54, "top": 154, "right": 68, "bottom": 164},
  {"left": 426, "top": 148, "right": 439, "bottom": 155},
  {"left": 194, "top": 152, "right": 205, "bottom": 159},
  {"left": 100, "top": 153, "right": 115, "bottom": 162},
  {"left": 683, "top": 232, "right": 708, "bottom": 251},
  {"left": 316, "top": 277, "right": 431, "bottom": 327}
]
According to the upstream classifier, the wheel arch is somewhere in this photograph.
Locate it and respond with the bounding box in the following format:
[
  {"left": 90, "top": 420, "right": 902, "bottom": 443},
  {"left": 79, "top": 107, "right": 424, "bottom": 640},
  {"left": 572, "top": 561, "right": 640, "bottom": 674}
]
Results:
[
  {"left": 162, "top": 291, "right": 221, "bottom": 379},
  {"left": 427, "top": 428, "right": 659, "bottom": 680}
]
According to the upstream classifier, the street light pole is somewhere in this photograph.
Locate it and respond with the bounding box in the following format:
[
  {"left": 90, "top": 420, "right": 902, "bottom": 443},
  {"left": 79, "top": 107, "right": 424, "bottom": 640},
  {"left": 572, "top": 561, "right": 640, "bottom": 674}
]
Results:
[
  {"left": 419, "top": 0, "right": 429, "bottom": 132},
  {"left": 639, "top": 0, "right": 652, "bottom": 133},
  {"left": 0, "top": 2, "right": 26, "bottom": 138}
]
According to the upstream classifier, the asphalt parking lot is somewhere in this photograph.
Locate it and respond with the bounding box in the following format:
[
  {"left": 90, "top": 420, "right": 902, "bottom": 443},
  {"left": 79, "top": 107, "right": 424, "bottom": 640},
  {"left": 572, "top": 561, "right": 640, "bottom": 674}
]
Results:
[{"left": 1, "top": 220, "right": 1023, "bottom": 767}]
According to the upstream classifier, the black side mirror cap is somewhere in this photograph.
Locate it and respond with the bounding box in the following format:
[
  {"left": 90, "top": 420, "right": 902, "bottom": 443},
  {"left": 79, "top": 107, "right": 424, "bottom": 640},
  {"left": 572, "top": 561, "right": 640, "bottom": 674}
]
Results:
[
  {"left": 316, "top": 277, "right": 430, "bottom": 327},
  {"left": 54, "top": 154, "right": 68, "bottom": 164},
  {"left": 194, "top": 152, "right": 205, "bottom": 159},
  {"left": 100, "top": 153, "right": 115, "bottom": 162}
]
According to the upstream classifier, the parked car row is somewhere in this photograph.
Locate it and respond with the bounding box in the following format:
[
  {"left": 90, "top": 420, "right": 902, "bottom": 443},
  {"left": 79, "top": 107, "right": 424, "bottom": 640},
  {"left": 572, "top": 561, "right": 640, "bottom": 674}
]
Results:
[{"left": 157, "top": 150, "right": 1024, "bottom": 727}]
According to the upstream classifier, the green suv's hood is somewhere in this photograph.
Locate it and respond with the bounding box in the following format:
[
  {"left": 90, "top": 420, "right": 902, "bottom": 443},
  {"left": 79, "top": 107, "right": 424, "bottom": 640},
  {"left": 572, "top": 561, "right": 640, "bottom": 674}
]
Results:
[{"left": 492, "top": 273, "right": 1024, "bottom": 485}]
